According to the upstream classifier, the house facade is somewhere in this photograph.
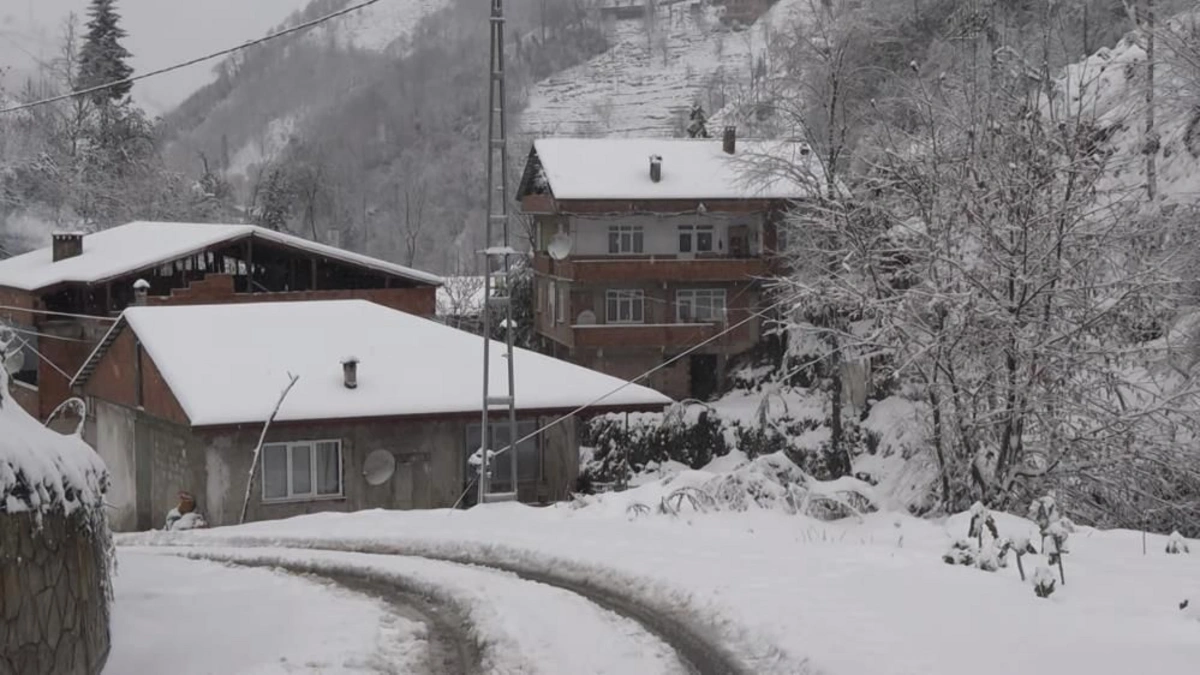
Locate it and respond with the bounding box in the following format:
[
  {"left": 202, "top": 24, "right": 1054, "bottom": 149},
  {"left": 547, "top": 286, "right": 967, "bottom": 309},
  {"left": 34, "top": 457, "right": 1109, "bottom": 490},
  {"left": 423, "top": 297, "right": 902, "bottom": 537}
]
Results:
[
  {"left": 0, "top": 221, "right": 441, "bottom": 422},
  {"left": 72, "top": 300, "right": 669, "bottom": 531},
  {"left": 517, "top": 129, "right": 816, "bottom": 400}
]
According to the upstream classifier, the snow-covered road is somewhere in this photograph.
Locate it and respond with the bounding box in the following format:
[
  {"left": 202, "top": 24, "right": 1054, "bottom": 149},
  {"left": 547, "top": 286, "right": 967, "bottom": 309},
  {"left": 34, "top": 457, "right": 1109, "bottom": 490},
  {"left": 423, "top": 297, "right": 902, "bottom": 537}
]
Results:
[
  {"left": 116, "top": 546, "right": 696, "bottom": 675},
  {"left": 105, "top": 552, "right": 429, "bottom": 675}
]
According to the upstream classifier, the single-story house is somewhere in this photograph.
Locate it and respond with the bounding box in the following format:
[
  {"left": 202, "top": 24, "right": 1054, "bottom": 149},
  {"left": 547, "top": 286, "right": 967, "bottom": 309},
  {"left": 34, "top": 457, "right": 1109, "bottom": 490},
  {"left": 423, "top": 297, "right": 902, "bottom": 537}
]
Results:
[{"left": 71, "top": 299, "right": 670, "bottom": 531}]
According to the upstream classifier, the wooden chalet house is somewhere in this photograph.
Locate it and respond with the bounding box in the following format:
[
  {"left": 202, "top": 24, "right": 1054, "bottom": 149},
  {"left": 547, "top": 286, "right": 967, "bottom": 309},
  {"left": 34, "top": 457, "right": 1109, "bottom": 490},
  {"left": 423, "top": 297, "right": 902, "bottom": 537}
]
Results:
[
  {"left": 0, "top": 221, "right": 442, "bottom": 421},
  {"left": 517, "top": 128, "right": 818, "bottom": 400}
]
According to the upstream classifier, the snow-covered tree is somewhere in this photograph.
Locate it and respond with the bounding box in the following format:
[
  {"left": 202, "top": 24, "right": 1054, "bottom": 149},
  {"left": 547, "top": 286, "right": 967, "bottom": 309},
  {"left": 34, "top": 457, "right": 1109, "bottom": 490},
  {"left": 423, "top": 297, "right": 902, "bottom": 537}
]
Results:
[
  {"left": 686, "top": 103, "right": 710, "bottom": 138},
  {"left": 78, "top": 0, "right": 134, "bottom": 104}
]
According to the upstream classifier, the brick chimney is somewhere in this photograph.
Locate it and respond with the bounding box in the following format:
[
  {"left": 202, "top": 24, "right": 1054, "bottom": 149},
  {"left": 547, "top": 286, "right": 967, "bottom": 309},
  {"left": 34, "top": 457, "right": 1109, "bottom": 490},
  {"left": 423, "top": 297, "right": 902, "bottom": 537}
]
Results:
[
  {"left": 722, "top": 126, "right": 736, "bottom": 155},
  {"left": 342, "top": 356, "right": 359, "bottom": 390},
  {"left": 51, "top": 232, "right": 83, "bottom": 262},
  {"left": 649, "top": 154, "right": 662, "bottom": 183}
]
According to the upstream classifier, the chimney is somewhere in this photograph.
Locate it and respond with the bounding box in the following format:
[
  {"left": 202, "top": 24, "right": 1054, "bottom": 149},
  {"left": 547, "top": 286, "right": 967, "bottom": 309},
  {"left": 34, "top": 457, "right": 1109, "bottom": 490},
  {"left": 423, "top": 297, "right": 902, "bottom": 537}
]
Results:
[
  {"left": 649, "top": 154, "right": 662, "bottom": 183},
  {"left": 722, "top": 126, "right": 736, "bottom": 155},
  {"left": 52, "top": 232, "right": 83, "bottom": 262},
  {"left": 132, "top": 279, "right": 150, "bottom": 306},
  {"left": 342, "top": 356, "right": 359, "bottom": 390}
]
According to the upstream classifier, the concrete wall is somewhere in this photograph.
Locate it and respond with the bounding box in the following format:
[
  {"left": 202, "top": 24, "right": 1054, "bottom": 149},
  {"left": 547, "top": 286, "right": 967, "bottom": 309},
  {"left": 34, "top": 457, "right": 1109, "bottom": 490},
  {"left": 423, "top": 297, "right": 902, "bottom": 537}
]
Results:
[
  {"left": 89, "top": 403, "right": 582, "bottom": 531},
  {"left": 87, "top": 401, "right": 137, "bottom": 532},
  {"left": 0, "top": 511, "right": 110, "bottom": 675}
]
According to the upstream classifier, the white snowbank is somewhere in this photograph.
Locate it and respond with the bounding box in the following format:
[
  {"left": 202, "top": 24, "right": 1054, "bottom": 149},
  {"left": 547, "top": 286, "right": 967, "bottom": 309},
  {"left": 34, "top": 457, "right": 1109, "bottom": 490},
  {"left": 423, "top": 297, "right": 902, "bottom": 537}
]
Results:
[{"left": 1, "top": 363, "right": 107, "bottom": 515}]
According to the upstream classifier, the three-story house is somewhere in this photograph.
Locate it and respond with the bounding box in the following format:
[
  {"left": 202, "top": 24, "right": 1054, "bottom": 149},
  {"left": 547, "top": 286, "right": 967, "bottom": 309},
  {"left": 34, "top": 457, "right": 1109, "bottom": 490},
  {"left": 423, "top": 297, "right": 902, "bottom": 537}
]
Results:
[{"left": 517, "top": 128, "right": 817, "bottom": 400}]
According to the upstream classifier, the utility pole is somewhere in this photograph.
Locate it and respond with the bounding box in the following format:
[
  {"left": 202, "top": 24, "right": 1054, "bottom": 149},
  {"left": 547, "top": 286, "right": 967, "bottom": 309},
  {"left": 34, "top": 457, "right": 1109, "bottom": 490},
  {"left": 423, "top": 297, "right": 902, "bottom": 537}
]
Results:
[{"left": 478, "top": 0, "right": 519, "bottom": 504}]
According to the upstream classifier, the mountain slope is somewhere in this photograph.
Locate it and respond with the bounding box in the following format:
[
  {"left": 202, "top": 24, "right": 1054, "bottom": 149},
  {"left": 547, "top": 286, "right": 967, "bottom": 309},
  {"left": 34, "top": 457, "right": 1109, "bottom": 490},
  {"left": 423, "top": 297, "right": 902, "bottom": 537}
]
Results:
[{"left": 519, "top": 1, "right": 803, "bottom": 137}]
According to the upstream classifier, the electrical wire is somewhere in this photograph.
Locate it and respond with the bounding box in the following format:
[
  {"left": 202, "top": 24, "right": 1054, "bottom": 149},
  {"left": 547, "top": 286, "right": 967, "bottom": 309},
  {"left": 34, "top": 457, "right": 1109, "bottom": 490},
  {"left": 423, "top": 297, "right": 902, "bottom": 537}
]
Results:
[
  {"left": 0, "top": 0, "right": 386, "bottom": 115},
  {"left": 0, "top": 305, "right": 119, "bottom": 322},
  {"left": 472, "top": 289, "right": 796, "bottom": 485}
]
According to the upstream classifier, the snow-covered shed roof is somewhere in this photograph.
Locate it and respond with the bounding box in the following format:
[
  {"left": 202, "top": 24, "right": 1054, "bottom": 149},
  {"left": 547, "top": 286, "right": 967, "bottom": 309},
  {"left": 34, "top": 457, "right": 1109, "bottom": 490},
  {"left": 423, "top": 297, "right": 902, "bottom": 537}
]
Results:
[
  {"left": 520, "top": 137, "right": 823, "bottom": 201},
  {"left": 74, "top": 300, "right": 671, "bottom": 427},
  {"left": 0, "top": 221, "right": 443, "bottom": 292},
  {"left": 1, "top": 368, "right": 107, "bottom": 514}
]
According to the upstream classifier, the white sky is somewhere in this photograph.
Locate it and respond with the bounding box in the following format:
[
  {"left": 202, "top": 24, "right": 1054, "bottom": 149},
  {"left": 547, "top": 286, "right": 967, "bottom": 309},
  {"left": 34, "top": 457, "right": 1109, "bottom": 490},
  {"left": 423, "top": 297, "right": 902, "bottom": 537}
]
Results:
[{"left": 0, "top": 0, "right": 314, "bottom": 114}]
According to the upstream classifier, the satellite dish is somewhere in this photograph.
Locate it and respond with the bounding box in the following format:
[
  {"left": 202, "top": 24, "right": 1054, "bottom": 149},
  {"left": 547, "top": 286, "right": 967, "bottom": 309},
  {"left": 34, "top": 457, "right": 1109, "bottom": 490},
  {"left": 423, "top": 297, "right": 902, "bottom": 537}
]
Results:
[
  {"left": 547, "top": 233, "right": 573, "bottom": 261},
  {"left": 362, "top": 450, "right": 397, "bottom": 486},
  {"left": 3, "top": 348, "right": 25, "bottom": 376},
  {"left": 576, "top": 310, "right": 597, "bottom": 325}
]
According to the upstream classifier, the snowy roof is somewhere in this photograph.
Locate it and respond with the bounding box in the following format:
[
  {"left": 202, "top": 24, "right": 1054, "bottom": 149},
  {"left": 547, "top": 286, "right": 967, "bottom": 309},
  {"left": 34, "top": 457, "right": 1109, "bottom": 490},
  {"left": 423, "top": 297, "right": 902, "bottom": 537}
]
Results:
[
  {"left": 0, "top": 221, "right": 443, "bottom": 292},
  {"left": 523, "top": 137, "right": 822, "bottom": 201},
  {"left": 75, "top": 300, "right": 671, "bottom": 427},
  {"left": 1, "top": 368, "right": 107, "bottom": 514}
]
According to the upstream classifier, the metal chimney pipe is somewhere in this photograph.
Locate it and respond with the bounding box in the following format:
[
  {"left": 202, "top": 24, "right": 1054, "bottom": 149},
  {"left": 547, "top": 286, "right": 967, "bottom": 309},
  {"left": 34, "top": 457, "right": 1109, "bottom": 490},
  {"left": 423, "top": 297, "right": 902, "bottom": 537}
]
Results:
[
  {"left": 649, "top": 154, "right": 662, "bottom": 183},
  {"left": 342, "top": 357, "right": 359, "bottom": 389},
  {"left": 722, "top": 126, "right": 736, "bottom": 154},
  {"left": 132, "top": 279, "right": 150, "bottom": 306}
]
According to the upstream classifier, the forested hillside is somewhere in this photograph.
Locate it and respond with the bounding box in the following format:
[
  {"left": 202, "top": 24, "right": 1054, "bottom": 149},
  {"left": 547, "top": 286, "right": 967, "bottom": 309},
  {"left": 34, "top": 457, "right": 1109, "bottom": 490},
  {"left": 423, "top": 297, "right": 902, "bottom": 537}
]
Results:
[
  {"left": 719, "top": 0, "right": 1200, "bottom": 533},
  {"left": 158, "top": 0, "right": 610, "bottom": 273}
]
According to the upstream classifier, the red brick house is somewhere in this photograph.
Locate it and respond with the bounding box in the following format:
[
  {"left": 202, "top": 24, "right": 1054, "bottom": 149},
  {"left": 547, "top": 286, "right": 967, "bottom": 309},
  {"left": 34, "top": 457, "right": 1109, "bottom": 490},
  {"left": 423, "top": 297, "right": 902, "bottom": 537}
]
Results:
[
  {"left": 0, "top": 221, "right": 441, "bottom": 421},
  {"left": 71, "top": 300, "right": 669, "bottom": 531},
  {"left": 517, "top": 130, "right": 818, "bottom": 400}
]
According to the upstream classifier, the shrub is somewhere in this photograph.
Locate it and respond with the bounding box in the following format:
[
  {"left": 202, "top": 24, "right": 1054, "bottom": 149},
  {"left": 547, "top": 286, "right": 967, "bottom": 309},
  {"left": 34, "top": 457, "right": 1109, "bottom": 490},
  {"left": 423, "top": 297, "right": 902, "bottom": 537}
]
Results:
[{"left": 1166, "top": 531, "right": 1191, "bottom": 555}]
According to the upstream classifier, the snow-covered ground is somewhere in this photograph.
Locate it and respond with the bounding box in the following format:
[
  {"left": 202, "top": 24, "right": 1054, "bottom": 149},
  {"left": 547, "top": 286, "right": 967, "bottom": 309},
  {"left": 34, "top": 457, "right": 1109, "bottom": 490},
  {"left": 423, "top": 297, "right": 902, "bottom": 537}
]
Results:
[
  {"left": 120, "top": 473, "right": 1200, "bottom": 675},
  {"left": 126, "top": 546, "right": 688, "bottom": 675},
  {"left": 520, "top": 4, "right": 779, "bottom": 137},
  {"left": 106, "top": 551, "right": 427, "bottom": 674}
]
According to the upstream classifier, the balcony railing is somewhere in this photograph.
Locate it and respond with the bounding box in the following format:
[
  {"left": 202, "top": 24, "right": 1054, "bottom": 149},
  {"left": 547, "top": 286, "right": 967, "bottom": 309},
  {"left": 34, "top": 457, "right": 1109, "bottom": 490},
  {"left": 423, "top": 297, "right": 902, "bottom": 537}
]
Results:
[
  {"left": 570, "top": 322, "right": 720, "bottom": 348},
  {"left": 534, "top": 254, "right": 771, "bottom": 283}
]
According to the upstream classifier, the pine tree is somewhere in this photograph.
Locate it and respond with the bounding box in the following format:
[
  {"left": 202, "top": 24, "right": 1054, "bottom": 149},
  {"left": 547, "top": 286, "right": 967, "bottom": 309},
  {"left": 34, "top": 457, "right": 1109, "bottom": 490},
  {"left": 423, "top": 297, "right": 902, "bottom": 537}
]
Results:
[
  {"left": 687, "top": 104, "right": 710, "bottom": 138},
  {"left": 78, "top": 0, "right": 134, "bottom": 104}
]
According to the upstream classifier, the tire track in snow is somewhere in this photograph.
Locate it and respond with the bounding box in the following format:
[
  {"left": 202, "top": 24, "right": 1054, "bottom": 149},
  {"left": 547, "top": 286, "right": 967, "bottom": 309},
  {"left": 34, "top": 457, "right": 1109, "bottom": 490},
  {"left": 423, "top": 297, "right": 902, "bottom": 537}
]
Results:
[
  {"left": 224, "top": 559, "right": 482, "bottom": 675},
  {"left": 138, "top": 546, "right": 694, "bottom": 675}
]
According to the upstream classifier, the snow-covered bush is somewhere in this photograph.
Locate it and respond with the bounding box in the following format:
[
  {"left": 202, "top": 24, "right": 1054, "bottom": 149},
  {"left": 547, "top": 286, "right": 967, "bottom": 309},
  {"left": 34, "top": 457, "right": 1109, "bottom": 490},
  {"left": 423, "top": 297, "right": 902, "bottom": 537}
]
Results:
[
  {"left": 1010, "top": 535, "right": 1038, "bottom": 581},
  {"left": 1166, "top": 531, "right": 1190, "bottom": 554},
  {"left": 581, "top": 409, "right": 729, "bottom": 484},
  {"left": 1032, "top": 565, "right": 1057, "bottom": 598},
  {"left": 967, "top": 502, "right": 1000, "bottom": 545}
]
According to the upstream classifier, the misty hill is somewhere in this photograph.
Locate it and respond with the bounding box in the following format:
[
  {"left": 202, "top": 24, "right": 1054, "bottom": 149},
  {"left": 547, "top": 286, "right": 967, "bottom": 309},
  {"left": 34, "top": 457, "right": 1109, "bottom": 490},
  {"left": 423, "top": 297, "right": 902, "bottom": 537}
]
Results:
[{"left": 159, "top": 0, "right": 607, "bottom": 274}]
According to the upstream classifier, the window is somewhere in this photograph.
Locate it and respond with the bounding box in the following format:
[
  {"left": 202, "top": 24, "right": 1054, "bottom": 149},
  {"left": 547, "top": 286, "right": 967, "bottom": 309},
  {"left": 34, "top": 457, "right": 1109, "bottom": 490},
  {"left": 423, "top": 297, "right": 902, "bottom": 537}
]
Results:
[
  {"left": 466, "top": 420, "right": 540, "bottom": 493},
  {"left": 608, "top": 225, "right": 644, "bottom": 254},
  {"left": 678, "top": 225, "right": 715, "bottom": 254},
  {"left": 677, "top": 289, "right": 727, "bottom": 323},
  {"left": 606, "top": 290, "right": 645, "bottom": 324},
  {"left": 262, "top": 440, "right": 342, "bottom": 502}
]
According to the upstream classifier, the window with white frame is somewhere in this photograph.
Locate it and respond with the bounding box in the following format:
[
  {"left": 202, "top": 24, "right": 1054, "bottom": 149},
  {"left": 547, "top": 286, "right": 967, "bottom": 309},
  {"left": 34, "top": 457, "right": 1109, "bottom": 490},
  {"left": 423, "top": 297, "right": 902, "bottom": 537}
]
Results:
[
  {"left": 606, "top": 289, "right": 645, "bottom": 324},
  {"left": 678, "top": 225, "right": 715, "bottom": 254},
  {"left": 677, "top": 289, "right": 727, "bottom": 323},
  {"left": 262, "top": 440, "right": 343, "bottom": 501},
  {"left": 607, "top": 225, "right": 644, "bottom": 254}
]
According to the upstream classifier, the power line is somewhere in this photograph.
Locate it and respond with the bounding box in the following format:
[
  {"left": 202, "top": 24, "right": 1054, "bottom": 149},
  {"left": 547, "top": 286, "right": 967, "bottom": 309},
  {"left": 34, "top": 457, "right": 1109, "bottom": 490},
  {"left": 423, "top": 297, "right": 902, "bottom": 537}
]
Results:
[
  {"left": 0, "top": 305, "right": 119, "bottom": 322},
  {"left": 0, "top": 0, "right": 385, "bottom": 115},
  {"left": 453, "top": 289, "right": 794, "bottom": 508}
]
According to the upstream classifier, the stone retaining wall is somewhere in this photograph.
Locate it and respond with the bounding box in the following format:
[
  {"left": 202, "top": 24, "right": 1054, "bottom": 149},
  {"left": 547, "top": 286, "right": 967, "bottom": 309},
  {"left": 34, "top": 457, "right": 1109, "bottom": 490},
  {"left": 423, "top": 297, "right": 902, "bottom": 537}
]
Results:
[{"left": 0, "top": 511, "right": 110, "bottom": 675}]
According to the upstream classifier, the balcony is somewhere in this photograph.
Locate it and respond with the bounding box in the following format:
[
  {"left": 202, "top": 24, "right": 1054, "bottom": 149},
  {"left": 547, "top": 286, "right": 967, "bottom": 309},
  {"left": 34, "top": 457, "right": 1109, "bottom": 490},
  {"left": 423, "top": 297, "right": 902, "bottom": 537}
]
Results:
[
  {"left": 571, "top": 322, "right": 721, "bottom": 348},
  {"left": 534, "top": 254, "right": 771, "bottom": 283}
]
